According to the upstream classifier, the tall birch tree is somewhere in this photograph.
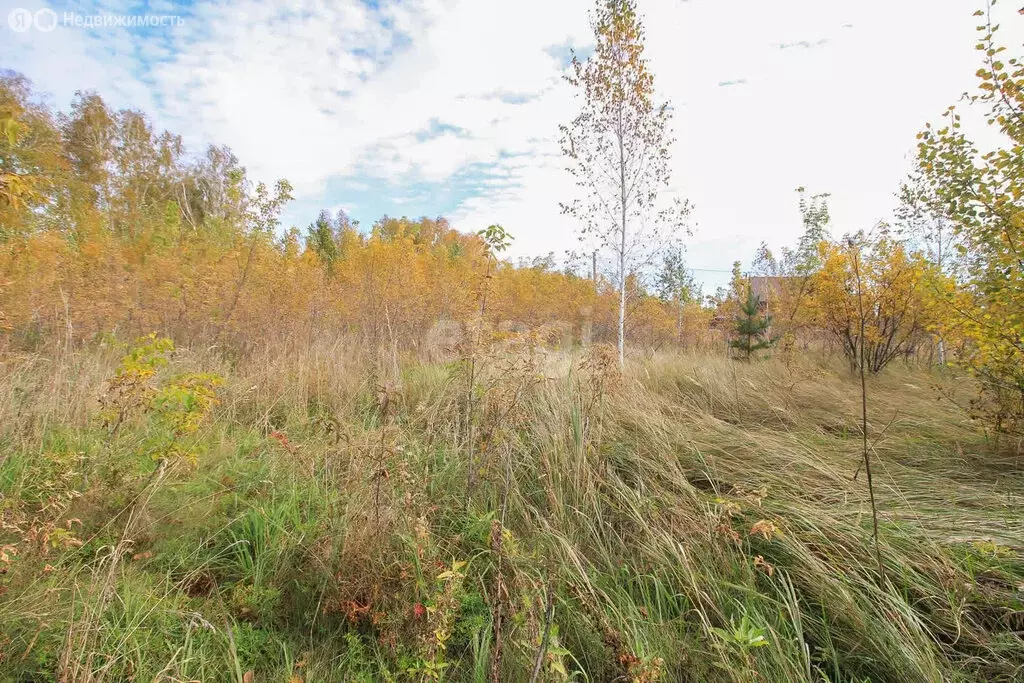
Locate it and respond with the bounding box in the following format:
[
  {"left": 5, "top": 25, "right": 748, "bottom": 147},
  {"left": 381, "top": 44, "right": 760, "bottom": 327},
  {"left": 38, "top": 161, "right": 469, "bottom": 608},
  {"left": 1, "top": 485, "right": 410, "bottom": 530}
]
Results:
[{"left": 560, "top": 0, "right": 689, "bottom": 365}]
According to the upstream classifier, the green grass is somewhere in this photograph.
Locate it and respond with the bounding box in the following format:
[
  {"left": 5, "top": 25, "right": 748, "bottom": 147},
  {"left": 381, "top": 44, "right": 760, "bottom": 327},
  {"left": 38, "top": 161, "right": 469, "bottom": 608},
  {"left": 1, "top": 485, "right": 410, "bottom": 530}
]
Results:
[{"left": 0, "top": 341, "right": 1021, "bottom": 682}]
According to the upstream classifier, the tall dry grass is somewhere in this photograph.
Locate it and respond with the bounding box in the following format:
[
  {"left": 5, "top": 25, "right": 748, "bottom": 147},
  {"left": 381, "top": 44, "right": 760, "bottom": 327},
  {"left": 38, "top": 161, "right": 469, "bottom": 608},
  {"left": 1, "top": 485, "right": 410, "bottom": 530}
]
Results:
[{"left": 0, "top": 337, "right": 1021, "bottom": 682}]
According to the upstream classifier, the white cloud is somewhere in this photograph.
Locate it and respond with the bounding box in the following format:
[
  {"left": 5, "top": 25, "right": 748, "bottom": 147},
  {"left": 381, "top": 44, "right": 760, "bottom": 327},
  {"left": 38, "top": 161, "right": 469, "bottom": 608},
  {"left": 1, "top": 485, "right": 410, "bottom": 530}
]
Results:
[{"left": 2, "top": 0, "right": 1021, "bottom": 291}]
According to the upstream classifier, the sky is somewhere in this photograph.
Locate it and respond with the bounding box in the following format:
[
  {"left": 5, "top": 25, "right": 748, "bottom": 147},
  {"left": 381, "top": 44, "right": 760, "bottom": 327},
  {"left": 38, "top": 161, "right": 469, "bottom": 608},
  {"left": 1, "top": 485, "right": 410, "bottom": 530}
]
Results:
[{"left": 2, "top": 0, "right": 1021, "bottom": 291}]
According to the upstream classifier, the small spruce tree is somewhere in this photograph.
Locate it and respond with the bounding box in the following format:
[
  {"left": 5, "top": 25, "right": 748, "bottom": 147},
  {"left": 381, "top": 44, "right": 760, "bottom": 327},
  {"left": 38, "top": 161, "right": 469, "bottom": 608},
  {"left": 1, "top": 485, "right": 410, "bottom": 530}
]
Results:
[{"left": 730, "top": 289, "right": 774, "bottom": 361}]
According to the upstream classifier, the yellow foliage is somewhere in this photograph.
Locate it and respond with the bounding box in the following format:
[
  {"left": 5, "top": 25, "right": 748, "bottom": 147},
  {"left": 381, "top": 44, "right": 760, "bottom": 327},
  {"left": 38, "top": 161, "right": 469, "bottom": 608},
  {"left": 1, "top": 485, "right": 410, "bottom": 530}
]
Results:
[
  {"left": 809, "top": 236, "right": 939, "bottom": 373},
  {"left": 0, "top": 221, "right": 699, "bottom": 355}
]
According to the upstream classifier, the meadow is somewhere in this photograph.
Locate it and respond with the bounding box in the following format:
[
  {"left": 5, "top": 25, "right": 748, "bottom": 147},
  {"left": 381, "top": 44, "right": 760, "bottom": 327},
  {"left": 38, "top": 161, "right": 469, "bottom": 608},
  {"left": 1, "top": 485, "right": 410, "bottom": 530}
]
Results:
[
  {"left": 0, "top": 336, "right": 1020, "bottom": 682},
  {"left": 4, "top": 1, "right": 1024, "bottom": 679}
]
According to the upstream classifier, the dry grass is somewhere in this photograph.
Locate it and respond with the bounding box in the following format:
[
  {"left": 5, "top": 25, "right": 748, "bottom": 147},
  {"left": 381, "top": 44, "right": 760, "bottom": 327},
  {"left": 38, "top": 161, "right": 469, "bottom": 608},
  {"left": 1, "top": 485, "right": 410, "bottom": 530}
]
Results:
[{"left": 0, "top": 338, "right": 1021, "bottom": 682}]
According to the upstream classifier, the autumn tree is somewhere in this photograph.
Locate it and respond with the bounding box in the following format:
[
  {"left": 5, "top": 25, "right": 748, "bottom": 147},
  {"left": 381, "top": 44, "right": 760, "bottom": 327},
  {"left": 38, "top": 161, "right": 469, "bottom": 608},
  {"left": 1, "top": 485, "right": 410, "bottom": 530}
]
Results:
[
  {"left": 306, "top": 209, "right": 359, "bottom": 274},
  {"left": 112, "top": 110, "right": 187, "bottom": 241},
  {"left": 185, "top": 144, "right": 247, "bottom": 238},
  {"left": 560, "top": 0, "right": 689, "bottom": 366},
  {"left": 812, "top": 232, "right": 934, "bottom": 373},
  {"left": 916, "top": 3, "right": 1024, "bottom": 435},
  {"left": 894, "top": 172, "right": 964, "bottom": 364},
  {"left": 60, "top": 92, "right": 117, "bottom": 237},
  {"left": 217, "top": 178, "right": 293, "bottom": 339},
  {"left": 655, "top": 245, "right": 698, "bottom": 344},
  {"left": 793, "top": 187, "right": 831, "bottom": 275},
  {"left": 0, "top": 72, "right": 65, "bottom": 236},
  {"left": 895, "top": 174, "right": 960, "bottom": 278}
]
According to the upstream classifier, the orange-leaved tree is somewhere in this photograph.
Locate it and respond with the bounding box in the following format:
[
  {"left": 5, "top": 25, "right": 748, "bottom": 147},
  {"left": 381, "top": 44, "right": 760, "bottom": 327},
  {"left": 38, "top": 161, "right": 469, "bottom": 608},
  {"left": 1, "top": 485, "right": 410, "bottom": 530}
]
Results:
[{"left": 811, "top": 232, "right": 939, "bottom": 373}]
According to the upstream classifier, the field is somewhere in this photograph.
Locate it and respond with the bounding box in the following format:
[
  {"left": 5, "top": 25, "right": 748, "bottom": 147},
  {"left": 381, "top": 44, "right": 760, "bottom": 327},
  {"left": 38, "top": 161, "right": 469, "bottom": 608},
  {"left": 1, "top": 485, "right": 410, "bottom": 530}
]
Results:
[
  {"left": 0, "top": 339, "right": 1021, "bottom": 682},
  {"left": 5, "top": 0, "right": 1024, "bottom": 679}
]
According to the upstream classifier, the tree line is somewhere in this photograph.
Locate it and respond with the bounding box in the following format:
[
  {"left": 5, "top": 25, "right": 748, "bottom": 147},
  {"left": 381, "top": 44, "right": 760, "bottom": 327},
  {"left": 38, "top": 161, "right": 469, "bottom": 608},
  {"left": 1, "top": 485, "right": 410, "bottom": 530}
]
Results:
[
  {"left": 2, "top": 0, "right": 1023, "bottom": 439},
  {"left": 0, "top": 70, "right": 705, "bottom": 355}
]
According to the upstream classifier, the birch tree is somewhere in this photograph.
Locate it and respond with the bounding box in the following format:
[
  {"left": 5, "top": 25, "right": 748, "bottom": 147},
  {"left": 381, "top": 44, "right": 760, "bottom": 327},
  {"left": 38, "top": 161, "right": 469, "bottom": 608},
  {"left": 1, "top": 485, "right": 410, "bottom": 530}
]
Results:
[
  {"left": 560, "top": 0, "right": 689, "bottom": 365},
  {"left": 656, "top": 245, "right": 698, "bottom": 344}
]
